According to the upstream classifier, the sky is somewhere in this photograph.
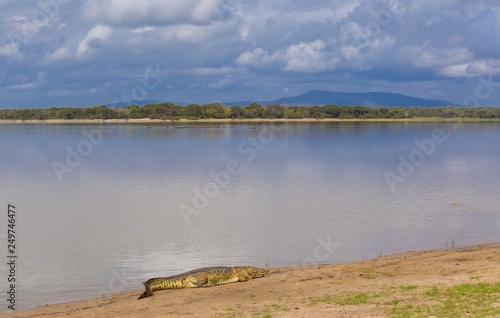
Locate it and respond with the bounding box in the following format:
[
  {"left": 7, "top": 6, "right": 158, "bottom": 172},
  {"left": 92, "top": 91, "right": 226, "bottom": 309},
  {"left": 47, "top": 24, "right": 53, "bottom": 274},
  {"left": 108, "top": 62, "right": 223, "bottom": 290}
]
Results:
[{"left": 1, "top": 0, "right": 500, "bottom": 108}]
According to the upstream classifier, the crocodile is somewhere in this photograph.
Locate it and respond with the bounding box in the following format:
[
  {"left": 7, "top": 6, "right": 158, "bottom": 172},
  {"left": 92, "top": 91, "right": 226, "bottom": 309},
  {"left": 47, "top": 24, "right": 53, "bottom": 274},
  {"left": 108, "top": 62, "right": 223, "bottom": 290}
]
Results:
[{"left": 138, "top": 265, "right": 269, "bottom": 299}]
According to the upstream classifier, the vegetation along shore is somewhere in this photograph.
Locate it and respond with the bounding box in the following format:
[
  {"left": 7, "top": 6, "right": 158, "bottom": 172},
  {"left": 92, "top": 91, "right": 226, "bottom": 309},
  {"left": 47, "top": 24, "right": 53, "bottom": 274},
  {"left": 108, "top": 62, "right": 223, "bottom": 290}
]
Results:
[{"left": 2, "top": 103, "right": 500, "bottom": 121}]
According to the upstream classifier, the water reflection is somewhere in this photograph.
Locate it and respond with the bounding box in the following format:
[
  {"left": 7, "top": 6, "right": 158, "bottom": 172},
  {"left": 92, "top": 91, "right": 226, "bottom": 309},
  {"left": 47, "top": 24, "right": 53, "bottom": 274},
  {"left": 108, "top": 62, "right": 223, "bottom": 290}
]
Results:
[{"left": 0, "top": 122, "right": 499, "bottom": 311}]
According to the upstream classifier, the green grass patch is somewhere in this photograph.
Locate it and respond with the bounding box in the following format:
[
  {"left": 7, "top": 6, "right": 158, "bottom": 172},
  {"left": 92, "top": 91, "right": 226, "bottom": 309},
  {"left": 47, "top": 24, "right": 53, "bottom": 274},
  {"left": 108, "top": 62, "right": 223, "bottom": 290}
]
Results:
[
  {"left": 359, "top": 270, "right": 379, "bottom": 279},
  {"left": 384, "top": 299, "right": 402, "bottom": 306},
  {"left": 311, "top": 292, "right": 374, "bottom": 306},
  {"left": 212, "top": 313, "right": 238, "bottom": 318},
  {"left": 307, "top": 282, "right": 500, "bottom": 317},
  {"left": 252, "top": 304, "right": 290, "bottom": 318},
  {"left": 389, "top": 282, "right": 500, "bottom": 318},
  {"left": 399, "top": 285, "right": 418, "bottom": 291}
]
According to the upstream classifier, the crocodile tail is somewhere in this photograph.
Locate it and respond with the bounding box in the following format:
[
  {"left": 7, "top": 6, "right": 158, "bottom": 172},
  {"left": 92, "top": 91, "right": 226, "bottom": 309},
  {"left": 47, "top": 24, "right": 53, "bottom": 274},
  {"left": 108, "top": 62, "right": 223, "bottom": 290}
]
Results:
[
  {"left": 138, "top": 284, "right": 154, "bottom": 299},
  {"left": 138, "top": 289, "right": 154, "bottom": 299}
]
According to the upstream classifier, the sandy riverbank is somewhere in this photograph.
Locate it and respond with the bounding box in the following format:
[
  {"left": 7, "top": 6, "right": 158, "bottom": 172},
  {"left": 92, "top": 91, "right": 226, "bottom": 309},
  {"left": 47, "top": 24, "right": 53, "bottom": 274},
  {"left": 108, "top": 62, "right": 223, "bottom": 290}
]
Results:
[
  {"left": 0, "top": 117, "right": 499, "bottom": 124},
  {"left": 2, "top": 243, "right": 499, "bottom": 317}
]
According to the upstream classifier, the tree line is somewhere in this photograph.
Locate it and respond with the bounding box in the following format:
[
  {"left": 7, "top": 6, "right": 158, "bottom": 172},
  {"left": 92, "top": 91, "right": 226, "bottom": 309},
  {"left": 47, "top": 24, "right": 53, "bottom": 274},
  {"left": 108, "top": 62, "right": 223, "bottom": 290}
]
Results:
[{"left": 1, "top": 102, "right": 500, "bottom": 120}]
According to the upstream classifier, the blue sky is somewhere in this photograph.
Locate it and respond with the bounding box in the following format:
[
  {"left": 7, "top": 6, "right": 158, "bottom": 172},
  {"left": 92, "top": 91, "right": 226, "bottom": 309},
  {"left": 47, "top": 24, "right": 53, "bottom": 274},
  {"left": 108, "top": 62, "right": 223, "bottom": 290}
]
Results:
[{"left": 1, "top": 0, "right": 500, "bottom": 108}]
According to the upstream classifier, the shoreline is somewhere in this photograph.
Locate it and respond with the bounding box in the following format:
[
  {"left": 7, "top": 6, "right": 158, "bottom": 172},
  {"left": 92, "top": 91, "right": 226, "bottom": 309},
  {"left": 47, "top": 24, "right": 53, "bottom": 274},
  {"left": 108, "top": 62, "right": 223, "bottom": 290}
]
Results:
[
  {"left": 0, "top": 117, "right": 499, "bottom": 124},
  {"left": 2, "top": 242, "right": 499, "bottom": 317}
]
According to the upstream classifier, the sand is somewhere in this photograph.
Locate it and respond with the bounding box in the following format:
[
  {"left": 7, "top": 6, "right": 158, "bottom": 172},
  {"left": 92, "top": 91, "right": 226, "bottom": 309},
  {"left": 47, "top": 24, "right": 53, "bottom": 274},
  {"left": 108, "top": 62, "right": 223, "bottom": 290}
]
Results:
[{"left": 2, "top": 243, "right": 499, "bottom": 317}]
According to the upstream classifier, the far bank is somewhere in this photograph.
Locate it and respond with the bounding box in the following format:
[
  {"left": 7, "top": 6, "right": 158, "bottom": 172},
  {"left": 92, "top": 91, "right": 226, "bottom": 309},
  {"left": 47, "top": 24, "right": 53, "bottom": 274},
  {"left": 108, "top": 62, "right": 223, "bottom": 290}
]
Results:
[{"left": 1, "top": 117, "right": 500, "bottom": 124}]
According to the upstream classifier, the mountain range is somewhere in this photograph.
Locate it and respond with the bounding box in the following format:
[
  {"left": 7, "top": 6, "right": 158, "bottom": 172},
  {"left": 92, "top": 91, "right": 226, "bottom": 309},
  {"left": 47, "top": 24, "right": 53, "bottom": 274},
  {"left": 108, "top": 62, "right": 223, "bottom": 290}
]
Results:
[
  {"left": 224, "top": 90, "right": 455, "bottom": 107},
  {"left": 107, "top": 90, "right": 455, "bottom": 108}
]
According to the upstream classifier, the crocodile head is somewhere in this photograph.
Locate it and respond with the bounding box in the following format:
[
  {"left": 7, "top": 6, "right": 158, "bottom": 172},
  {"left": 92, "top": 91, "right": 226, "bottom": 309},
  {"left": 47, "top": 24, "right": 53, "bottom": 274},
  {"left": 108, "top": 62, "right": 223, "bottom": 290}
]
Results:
[{"left": 240, "top": 265, "right": 270, "bottom": 278}]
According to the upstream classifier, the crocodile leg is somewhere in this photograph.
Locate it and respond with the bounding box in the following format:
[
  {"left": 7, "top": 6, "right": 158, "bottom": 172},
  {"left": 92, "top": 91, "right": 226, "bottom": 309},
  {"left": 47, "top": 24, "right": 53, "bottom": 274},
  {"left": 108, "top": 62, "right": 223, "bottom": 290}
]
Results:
[
  {"left": 236, "top": 271, "right": 251, "bottom": 282},
  {"left": 187, "top": 273, "right": 209, "bottom": 287}
]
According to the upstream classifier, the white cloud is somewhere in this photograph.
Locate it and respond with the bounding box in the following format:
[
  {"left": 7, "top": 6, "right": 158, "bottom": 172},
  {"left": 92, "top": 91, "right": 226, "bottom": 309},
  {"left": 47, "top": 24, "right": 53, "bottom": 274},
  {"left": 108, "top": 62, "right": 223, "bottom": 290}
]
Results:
[
  {"left": 83, "top": 0, "right": 224, "bottom": 26},
  {"left": 235, "top": 48, "right": 281, "bottom": 68},
  {"left": 159, "top": 21, "right": 228, "bottom": 44},
  {"left": 340, "top": 34, "right": 396, "bottom": 70},
  {"left": 236, "top": 5, "right": 280, "bottom": 42},
  {"left": 440, "top": 60, "right": 500, "bottom": 78},
  {"left": 284, "top": 40, "right": 339, "bottom": 72},
  {"left": 333, "top": 2, "right": 362, "bottom": 21},
  {"left": 0, "top": 43, "right": 20, "bottom": 57},
  {"left": 408, "top": 0, "right": 458, "bottom": 14},
  {"left": 77, "top": 24, "right": 113, "bottom": 58},
  {"left": 286, "top": 8, "right": 336, "bottom": 24},
  {"left": 130, "top": 26, "right": 155, "bottom": 34},
  {"left": 397, "top": 46, "right": 475, "bottom": 70},
  {"left": 5, "top": 82, "right": 38, "bottom": 90},
  {"left": 439, "top": 64, "right": 471, "bottom": 77},
  {"left": 208, "top": 77, "right": 234, "bottom": 89},
  {"left": 40, "top": 47, "right": 71, "bottom": 64},
  {"left": 236, "top": 1, "right": 362, "bottom": 43},
  {"left": 186, "top": 66, "right": 238, "bottom": 75},
  {"left": 191, "top": 0, "right": 219, "bottom": 23}
]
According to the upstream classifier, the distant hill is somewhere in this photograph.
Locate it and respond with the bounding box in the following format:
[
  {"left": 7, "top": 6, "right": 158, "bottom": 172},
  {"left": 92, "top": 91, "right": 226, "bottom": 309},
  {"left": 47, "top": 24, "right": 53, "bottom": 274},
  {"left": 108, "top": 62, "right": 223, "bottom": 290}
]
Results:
[
  {"left": 106, "top": 100, "right": 163, "bottom": 107},
  {"left": 105, "top": 90, "right": 455, "bottom": 108},
  {"left": 225, "top": 90, "right": 455, "bottom": 107}
]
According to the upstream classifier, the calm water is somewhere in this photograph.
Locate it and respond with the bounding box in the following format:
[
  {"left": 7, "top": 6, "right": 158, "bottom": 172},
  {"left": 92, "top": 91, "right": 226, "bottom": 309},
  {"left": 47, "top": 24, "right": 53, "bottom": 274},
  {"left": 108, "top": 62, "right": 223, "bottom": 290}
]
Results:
[{"left": 0, "top": 122, "right": 499, "bottom": 311}]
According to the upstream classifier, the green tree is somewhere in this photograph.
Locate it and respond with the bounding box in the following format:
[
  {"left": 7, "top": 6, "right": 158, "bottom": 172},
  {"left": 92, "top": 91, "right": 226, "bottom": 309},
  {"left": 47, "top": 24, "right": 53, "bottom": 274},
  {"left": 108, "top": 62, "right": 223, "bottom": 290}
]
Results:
[
  {"left": 352, "top": 106, "right": 374, "bottom": 118},
  {"left": 265, "top": 104, "right": 285, "bottom": 118},
  {"left": 230, "top": 105, "right": 244, "bottom": 119},
  {"left": 184, "top": 104, "right": 202, "bottom": 118},
  {"left": 323, "top": 105, "right": 341, "bottom": 118},
  {"left": 285, "top": 106, "right": 309, "bottom": 118},
  {"left": 200, "top": 103, "right": 228, "bottom": 118},
  {"left": 388, "top": 107, "right": 406, "bottom": 119},
  {"left": 308, "top": 106, "right": 327, "bottom": 118},
  {"left": 244, "top": 103, "right": 265, "bottom": 118}
]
